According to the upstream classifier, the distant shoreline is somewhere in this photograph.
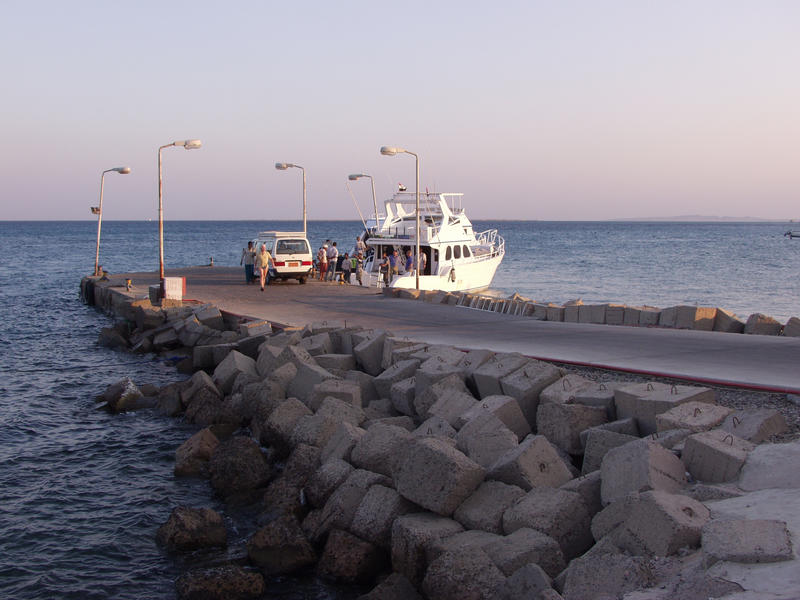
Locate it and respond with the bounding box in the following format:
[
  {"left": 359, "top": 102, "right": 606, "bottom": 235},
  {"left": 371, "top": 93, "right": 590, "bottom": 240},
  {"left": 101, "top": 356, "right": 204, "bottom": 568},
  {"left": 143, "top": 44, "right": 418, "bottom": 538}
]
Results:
[{"left": 1, "top": 218, "right": 796, "bottom": 224}]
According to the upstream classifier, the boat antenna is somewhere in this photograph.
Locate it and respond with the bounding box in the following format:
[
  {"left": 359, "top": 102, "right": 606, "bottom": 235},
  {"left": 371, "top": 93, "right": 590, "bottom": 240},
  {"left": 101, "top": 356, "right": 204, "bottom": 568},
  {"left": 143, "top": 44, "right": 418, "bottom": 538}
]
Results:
[{"left": 345, "top": 180, "right": 368, "bottom": 231}]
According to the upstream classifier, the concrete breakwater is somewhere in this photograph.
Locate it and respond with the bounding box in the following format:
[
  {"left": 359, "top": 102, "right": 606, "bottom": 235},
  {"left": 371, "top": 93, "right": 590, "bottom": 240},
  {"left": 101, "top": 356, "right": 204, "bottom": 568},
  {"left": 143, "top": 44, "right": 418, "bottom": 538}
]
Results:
[
  {"left": 82, "top": 275, "right": 800, "bottom": 600},
  {"left": 386, "top": 287, "right": 800, "bottom": 337}
]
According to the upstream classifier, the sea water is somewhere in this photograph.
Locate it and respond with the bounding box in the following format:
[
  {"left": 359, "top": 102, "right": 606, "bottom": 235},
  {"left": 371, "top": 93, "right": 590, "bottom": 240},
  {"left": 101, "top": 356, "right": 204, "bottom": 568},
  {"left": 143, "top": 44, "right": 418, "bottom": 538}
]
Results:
[{"left": 0, "top": 219, "right": 797, "bottom": 599}]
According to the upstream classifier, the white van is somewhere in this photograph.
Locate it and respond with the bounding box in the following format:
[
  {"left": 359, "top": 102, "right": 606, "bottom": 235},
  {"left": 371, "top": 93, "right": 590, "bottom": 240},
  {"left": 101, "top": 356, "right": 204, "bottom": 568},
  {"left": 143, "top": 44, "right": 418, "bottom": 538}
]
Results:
[{"left": 252, "top": 231, "right": 313, "bottom": 284}]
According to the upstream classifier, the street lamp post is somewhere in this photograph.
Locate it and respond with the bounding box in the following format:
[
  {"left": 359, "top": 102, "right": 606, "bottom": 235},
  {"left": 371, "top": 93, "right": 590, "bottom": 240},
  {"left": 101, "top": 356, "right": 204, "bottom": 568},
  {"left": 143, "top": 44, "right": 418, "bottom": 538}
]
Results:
[
  {"left": 380, "top": 146, "right": 420, "bottom": 290},
  {"left": 275, "top": 162, "right": 306, "bottom": 235},
  {"left": 348, "top": 173, "right": 378, "bottom": 229},
  {"left": 158, "top": 139, "right": 202, "bottom": 296},
  {"left": 92, "top": 166, "right": 131, "bottom": 276}
]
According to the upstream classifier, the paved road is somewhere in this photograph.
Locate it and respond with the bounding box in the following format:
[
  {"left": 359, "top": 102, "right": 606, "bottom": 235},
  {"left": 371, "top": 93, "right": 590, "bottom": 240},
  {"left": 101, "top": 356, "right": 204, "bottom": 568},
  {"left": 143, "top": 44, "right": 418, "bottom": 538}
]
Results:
[{"left": 116, "top": 267, "right": 800, "bottom": 393}]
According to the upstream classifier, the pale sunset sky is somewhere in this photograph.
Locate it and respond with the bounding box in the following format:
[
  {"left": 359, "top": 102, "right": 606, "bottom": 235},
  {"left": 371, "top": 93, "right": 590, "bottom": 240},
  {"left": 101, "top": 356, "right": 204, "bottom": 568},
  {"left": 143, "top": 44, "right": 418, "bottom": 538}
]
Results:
[{"left": 1, "top": 1, "right": 798, "bottom": 221}]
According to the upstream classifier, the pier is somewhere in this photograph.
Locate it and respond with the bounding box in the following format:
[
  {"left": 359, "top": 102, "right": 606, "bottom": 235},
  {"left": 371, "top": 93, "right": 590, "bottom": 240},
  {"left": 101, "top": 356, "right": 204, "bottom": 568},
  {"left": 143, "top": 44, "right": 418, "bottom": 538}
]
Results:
[{"left": 100, "top": 267, "right": 800, "bottom": 393}]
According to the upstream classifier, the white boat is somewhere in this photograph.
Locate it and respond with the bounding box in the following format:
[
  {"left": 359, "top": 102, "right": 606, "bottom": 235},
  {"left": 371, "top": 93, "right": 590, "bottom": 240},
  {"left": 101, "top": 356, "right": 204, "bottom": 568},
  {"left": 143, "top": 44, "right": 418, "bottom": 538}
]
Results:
[{"left": 356, "top": 191, "right": 504, "bottom": 292}]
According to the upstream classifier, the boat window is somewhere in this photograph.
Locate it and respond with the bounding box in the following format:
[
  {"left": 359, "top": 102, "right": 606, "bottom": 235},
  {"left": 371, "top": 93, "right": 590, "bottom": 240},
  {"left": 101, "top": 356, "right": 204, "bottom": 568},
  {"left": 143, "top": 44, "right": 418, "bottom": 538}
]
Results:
[
  {"left": 462, "top": 245, "right": 471, "bottom": 258},
  {"left": 276, "top": 239, "right": 310, "bottom": 254},
  {"left": 454, "top": 245, "right": 461, "bottom": 259},
  {"left": 445, "top": 246, "right": 452, "bottom": 261},
  {"left": 433, "top": 249, "right": 439, "bottom": 262}
]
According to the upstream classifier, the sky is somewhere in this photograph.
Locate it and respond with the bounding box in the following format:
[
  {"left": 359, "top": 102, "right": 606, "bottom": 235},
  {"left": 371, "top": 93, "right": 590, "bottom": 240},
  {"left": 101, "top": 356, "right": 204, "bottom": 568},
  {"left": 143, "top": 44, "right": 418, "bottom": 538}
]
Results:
[{"left": 1, "top": 0, "right": 798, "bottom": 221}]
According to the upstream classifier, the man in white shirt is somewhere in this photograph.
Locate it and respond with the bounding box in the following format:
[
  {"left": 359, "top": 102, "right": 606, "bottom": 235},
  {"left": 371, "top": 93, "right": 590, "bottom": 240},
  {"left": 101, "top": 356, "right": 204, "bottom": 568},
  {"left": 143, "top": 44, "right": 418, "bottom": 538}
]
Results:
[{"left": 326, "top": 242, "right": 339, "bottom": 281}]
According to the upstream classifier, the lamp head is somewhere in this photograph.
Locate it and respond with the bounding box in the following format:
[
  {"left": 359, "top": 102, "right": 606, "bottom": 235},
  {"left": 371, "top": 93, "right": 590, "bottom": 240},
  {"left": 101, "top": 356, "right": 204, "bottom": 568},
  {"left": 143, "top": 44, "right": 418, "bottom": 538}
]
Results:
[
  {"left": 114, "top": 166, "right": 132, "bottom": 174},
  {"left": 275, "top": 162, "right": 290, "bottom": 170},
  {"left": 380, "top": 146, "right": 400, "bottom": 156},
  {"left": 348, "top": 173, "right": 364, "bottom": 181},
  {"left": 182, "top": 139, "right": 202, "bottom": 149}
]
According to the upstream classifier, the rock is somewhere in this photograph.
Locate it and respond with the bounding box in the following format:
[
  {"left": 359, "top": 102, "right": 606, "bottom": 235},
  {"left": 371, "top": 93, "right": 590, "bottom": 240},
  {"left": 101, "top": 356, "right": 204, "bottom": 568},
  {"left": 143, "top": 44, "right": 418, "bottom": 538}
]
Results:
[
  {"left": 488, "top": 434, "right": 574, "bottom": 491},
  {"left": 364, "top": 415, "right": 414, "bottom": 431},
  {"left": 320, "top": 422, "right": 366, "bottom": 464},
  {"left": 422, "top": 548, "right": 506, "bottom": 600},
  {"left": 499, "top": 360, "right": 562, "bottom": 428},
  {"left": 351, "top": 423, "right": 412, "bottom": 476},
  {"left": 175, "top": 565, "right": 264, "bottom": 600},
  {"left": 581, "top": 429, "right": 639, "bottom": 474},
  {"left": 612, "top": 490, "right": 710, "bottom": 556},
  {"left": 318, "top": 529, "right": 386, "bottom": 584},
  {"left": 682, "top": 430, "right": 754, "bottom": 483},
  {"left": 785, "top": 316, "right": 800, "bottom": 337},
  {"left": 600, "top": 440, "right": 687, "bottom": 505},
  {"left": 744, "top": 313, "right": 782, "bottom": 335},
  {"left": 502, "top": 487, "right": 593, "bottom": 560},
  {"left": 561, "top": 553, "right": 654, "bottom": 600},
  {"left": 212, "top": 350, "right": 257, "bottom": 395},
  {"left": 315, "top": 395, "right": 365, "bottom": 426},
  {"left": 304, "top": 458, "right": 354, "bottom": 509},
  {"left": 717, "top": 408, "right": 788, "bottom": 443},
  {"left": 714, "top": 308, "right": 746, "bottom": 333},
  {"left": 315, "top": 469, "right": 391, "bottom": 540},
  {"left": 497, "top": 563, "right": 553, "bottom": 600},
  {"left": 702, "top": 518, "right": 793, "bottom": 565},
  {"left": 537, "top": 401, "right": 608, "bottom": 455},
  {"left": 484, "top": 527, "right": 566, "bottom": 578},
  {"left": 261, "top": 398, "right": 313, "bottom": 456},
  {"left": 208, "top": 436, "right": 271, "bottom": 498},
  {"left": 356, "top": 572, "right": 423, "bottom": 600},
  {"left": 98, "top": 377, "right": 143, "bottom": 412},
  {"left": 455, "top": 412, "right": 519, "bottom": 468},
  {"left": 390, "top": 512, "right": 464, "bottom": 585},
  {"left": 739, "top": 439, "right": 800, "bottom": 490},
  {"left": 414, "top": 416, "right": 457, "bottom": 439},
  {"left": 453, "top": 480, "right": 526, "bottom": 534},
  {"left": 350, "top": 484, "right": 417, "bottom": 548},
  {"left": 260, "top": 477, "right": 305, "bottom": 522},
  {"left": 156, "top": 506, "right": 227, "bottom": 551},
  {"left": 156, "top": 381, "right": 185, "bottom": 416},
  {"left": 560, "top": 470, "right": 603, "bottom": 517},
  {"left": 246, "top": 514, "right": 316, "bottom": 575},
  {"left": 98, "top": 326, "right": 129, "bottom": 349},
  {"left": 175, "top": 428, "right": 219, "bottom": 477},
  {"left": 289, "top": 414, "right": 340, "bottom": 449},
  {"left": 392, "top": 437, "right": 485, "bottom": 517},
  {"left": 655, "top": 401, "right": 733, "bottom": 433}
]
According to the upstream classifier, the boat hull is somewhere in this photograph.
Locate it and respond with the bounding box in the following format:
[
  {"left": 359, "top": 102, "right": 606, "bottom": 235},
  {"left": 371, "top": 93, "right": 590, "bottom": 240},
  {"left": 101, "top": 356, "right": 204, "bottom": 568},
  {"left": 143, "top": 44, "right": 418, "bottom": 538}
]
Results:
[{"left": 363, "top": 252, "right": 503, "bottom": 292}]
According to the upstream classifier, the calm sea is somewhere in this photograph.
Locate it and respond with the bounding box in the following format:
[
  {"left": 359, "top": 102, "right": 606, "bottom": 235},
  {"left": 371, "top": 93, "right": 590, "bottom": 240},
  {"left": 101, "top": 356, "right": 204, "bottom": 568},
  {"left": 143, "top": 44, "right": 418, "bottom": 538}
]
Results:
[{"left": 0, "top": 219, "right": 797, "bottom": 599}]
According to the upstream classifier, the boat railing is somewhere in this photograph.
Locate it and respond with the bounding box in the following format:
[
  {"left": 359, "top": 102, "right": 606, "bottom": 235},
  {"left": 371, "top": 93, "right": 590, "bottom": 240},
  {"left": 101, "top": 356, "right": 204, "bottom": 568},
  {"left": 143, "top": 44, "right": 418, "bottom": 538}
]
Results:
[{"left": 470, "top": 229, "right": 505, "bottom": 262}]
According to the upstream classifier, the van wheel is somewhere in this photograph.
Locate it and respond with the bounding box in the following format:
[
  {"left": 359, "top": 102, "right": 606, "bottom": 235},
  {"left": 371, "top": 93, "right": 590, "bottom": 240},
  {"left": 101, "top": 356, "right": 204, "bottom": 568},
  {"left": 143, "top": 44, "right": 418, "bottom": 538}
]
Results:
[{"left": 299, "top": 277, "right": 307, "bottom": 284}]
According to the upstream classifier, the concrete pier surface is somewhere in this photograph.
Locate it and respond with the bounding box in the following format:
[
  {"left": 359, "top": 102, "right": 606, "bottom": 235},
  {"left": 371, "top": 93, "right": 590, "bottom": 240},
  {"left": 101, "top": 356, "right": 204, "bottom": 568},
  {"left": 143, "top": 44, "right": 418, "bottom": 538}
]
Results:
[{"left": 113, "top": 267, "right": 800, "bottom": 393}]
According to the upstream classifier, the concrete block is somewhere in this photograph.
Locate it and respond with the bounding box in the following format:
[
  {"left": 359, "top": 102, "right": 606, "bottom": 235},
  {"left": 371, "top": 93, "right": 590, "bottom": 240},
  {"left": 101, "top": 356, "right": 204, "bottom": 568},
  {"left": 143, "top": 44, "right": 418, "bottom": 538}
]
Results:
[
  {"left": 659, "top": 306, "right": 678, "bottom": 328},
  {"left": 613, "top": 490, "right": 710, "bottom": 556},
  {"left": 390, "top": 513, "right": 464, "bottom": 585},
  {"left": 600, "top": 440, "right": 687, "bottom": 505},
  {"left": 236, "top": 333, "right": 268, "bottom": 359},
  {"left": 656, "top": 401, "right": 733, "bottom": 433},
  {"left": 546, "top": 305, "right": 565, "bottom": 321},
  {"left": 320, "top": 422, "right": 366, "bottom": 463},
  {"left": 675, "top": 305, "right": 717, "bottom": 330},
  {"left": 345, "top": 370, "right": 378, "bottom": 404},
  {"left": 317, "top": 528, "right": 386, "bottom": 584},
  {"left": 350, "top": 484, "right": 417, "bottom": 548},
  {"left": 539, "top": 374, "right": 594, "bottom": 405},
  {"left": 502, "top": 487, "right": 593, "bottom": 559},
  {"left": 194, "top": 304, "right": 225, "bottom": 330},
  {"left": 212, "top": 350, "right": 257, "bottom": 395},
  {"left": 578, "top": 304, "right": 607, "bottom": 324},
  {"left": 298, "top": 332, "right": 333, "bottom": 356},
  {"left": 350, "top": 423, "right": 412, "bottom": 477},
  {"left": 239, "top": 319, "right": 272, "bottom": 338},
  {"left": 353, "top": 332, "right": 387, "bottom": 375},
  {"left": 373, "top": 358, "right": 420, "bottom": 398},
  {"left": 485, "top": 527, "right": 565, "bottom": 579},
  {"left": 590, "top": 493, "right": 641, "bottom": 541},
  {"left": 181, "top": 370, "right": 222, "bottom": 406},
  {"left": 362, "top": 397, "right": 395, "bottom": 420},
  {"left": 638, "top": 307, "right": 661, "bottom": 326},
  {"left": 414, "top": 359, "right": 465, "bottom": 398},
  {"left": 455, "top": 412, "right": 519, "bottom": 468},
  {"left": 455, "top": 395, "right": 531, "bottom": 441},
  {"left": 560, "top": 470, "right": 603, "bottom": 517},
  {"left": 784, "top": 316, "right": 800, "bottom": 337},
  {"left": 579, "top": 417, "right": 639, "bottom": 448},
  {"left": 623, "top": 306, "right": 642, "bottom": 326},
  {"left": 647, "top": 427, "right": 693, "bottom": 450},
  {"left": 286, "top": 362, "right": 338, "bottom": 403},
  {"left": 390, "top": 376, "right": 416, "bottom": 417},
  {"left": 174, "top": 427, "right": 219, "bottom": 477},
  {"left": 316, "top": 396, "right": 365, "bottom": 427},
  {"left": 744, "top": 313, "right": 782, "bottom": 335},
  {"left": 488, "top": 434, "right": 574, "bottom": 490},
  {"left": 390, "top": 343, "right": 428, "bottom": 366},
  {"left": 392, "top": 437, "right": 485, "bottom": 517},
  {"left": 310, "top": 321, "right": 346, "bottom": 334},
  {"left": 702, "top": 519, "right": 793, "bottom": 565},
  {"left": 427, "top": 388, "right": 478, "bottom": 428},
  {"left": 255, "top": 344, "right": 282, "bottom": 376},
  {"left": 304, "top": 458, "right": 354, "bottom": 509},
  {"left": 564, "top": 305, "right": 580, "bottom": 323},
  {"left": 152, "top": 327, "right": 179, "bottom": 349},
  {"left": 682, "top": 430, "right": 754, "bottom": 483},
  {"left": 605, "top": 304, "right": 625, "bottom": 325},
  {"left": 422, "top": 548, "right": 506, "bottom": 600},
  {"left": 316, "top": 469, "right": 392, "bottom": 540},
  {"left": 713, "top": 308, "right": 746, "bottom": 333},
  {"left": 276, "top": 344, "right": 318, "bottom": 370},
  {"left": 537, "top": 402, "right": 608, "bottom": 455},
  {"left": 289, "top": 414, "right": 340, "bottom": 448},
  {"left": 413, "top": 416, "right": 457, "bottom": 439},
  {"left": 363, "top": 415, "right": 414, "bottom": 431},
  {"left": 413, "top": 374, "right": 470, "bottom": 421},
  {"left": 410, "top": 344, "right": 465, "bottom": 365},
  {"left": 309, "top": 378, "right": 362, "bottom": 411},
  {"left": 357, "top": 573, "right": 422, "bottom": 600},
  {"left": 314, "top": 353, "right": 356, "bottom": 371},
  {"left": 262, "top": 398, "right": 313, "bottom": 455},
  {"left": 717, "top": 408, "right": 788, "bottom": 443},
  {"left": 398, "top": 288, "right": 421, "bottom": 300},
  {"left": 531, "top": 303, "right": 549, "bottom": 320},
  {"left": 570, "top": 382, "right": 621, "bottom": 419},
  {"left": 614, "top": 382, "right": 716, "bottom": 435},
  {"left": 266, "top": 361, "right": 296, "bottom": 391},
  {"left": 453, "top": 480, "right": 526, "bottom": 534},
  {"left": 738, "top": 440, "right": 800, "bottom": 491},
  {"left": 500, "top": 361, "right": 562, "bottom": 428},
  {"left": 472, "top": 353, "right": 531, "bottom": 399},
  {"left": 425, "top": 529, "right": 502, "bottom": 564},
  {"left": 381, "top": 337, "right": 417, "bottom": 370},
  {"left": 561, "top": 552, "right": 654, "bottom": 600},
  {"left": 328, "top": 327, "right": 362, "bottom": 354},
  {"left": 582, "top": 429, "right": 639, "bottom": 474}
]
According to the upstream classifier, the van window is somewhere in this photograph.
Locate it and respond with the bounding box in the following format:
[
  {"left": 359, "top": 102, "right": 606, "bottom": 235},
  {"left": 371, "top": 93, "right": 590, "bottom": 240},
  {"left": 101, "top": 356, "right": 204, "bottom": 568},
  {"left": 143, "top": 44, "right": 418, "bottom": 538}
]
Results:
[
  {"left": 276, "top": 239, "right": 310, "bottom": 254},
  {"left": 462, "top": 245, "right": 471, "bottom": 258},
  {"left": 454, "top": 245, "right": 461, "bottom": 259},
  {"left": 445, "top": 246, "right": 452, "bottom": 261}
]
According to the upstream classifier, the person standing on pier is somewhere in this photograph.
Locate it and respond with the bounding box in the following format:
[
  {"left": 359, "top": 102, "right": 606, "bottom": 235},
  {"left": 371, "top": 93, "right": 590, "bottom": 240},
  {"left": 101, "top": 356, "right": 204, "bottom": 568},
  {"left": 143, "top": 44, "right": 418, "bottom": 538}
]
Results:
[
  {"left": 355, "top": 252, "right": 364, "bottom": 286},
  {"left": 326, "top": 242, "right": 339, "bottom": 281},
  {"left": 340, "top": 252, "right": 351, "bottom": 283},
  {"left": 317, "top": 245, "right": 328, "bottom": 281},
  {"left": 255, "top": 243, "right": 272, "bottom": 291},
  {"left": 240, "top": 241, "right": 255, "bottom": 284}
]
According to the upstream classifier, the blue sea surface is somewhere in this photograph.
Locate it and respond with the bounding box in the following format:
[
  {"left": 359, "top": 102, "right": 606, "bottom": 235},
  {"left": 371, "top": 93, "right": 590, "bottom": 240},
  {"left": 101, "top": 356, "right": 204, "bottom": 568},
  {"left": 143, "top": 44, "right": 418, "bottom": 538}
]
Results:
[{"left": 0, "top": 219, "right": 798, "bottom": 599}]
